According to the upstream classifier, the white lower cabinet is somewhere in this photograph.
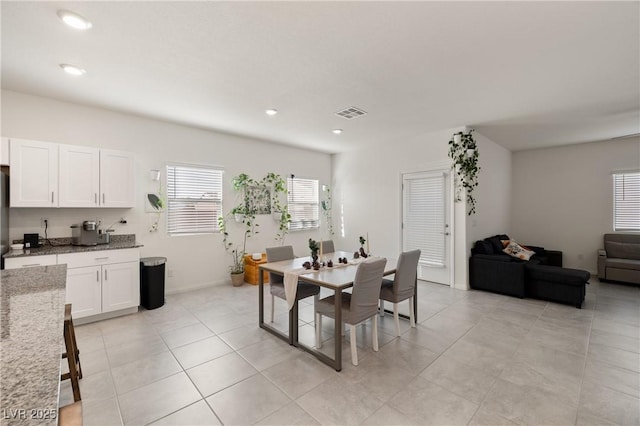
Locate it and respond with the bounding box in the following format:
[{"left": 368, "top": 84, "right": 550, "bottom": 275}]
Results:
[
  {"left": 66, "top": 266, "right": 102, "bottom": 318},
  {"left": 58, "top": 249, "right": 140, "bottom": 320}
]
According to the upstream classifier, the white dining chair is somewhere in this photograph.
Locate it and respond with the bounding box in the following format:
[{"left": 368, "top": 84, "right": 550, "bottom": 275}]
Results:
[
  {"left": 314, "top": 257, "right": 386, "bottom": 366},
  {"left": 379, "top": 249, "right": 421, "bottom": 336}
]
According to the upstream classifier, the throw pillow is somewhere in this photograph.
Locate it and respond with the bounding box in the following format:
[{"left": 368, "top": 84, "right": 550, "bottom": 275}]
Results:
[
  {"left": 503, "top": 240, "right": 536, "bottom": 261},
  {"left": 488, "top": 235, "right": 509, "bottom": 253}
]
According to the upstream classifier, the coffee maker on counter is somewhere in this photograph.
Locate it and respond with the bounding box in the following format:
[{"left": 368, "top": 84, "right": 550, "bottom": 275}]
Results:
[{"left": 71, "top": 221, "right": 99, "bottom": 246}]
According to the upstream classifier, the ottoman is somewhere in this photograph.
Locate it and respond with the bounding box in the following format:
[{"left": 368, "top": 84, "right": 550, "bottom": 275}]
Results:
[{"left": 525, "top": 264, "right": 591, "bottom": 308}]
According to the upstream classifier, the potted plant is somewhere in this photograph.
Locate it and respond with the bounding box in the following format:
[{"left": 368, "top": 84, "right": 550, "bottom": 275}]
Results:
[
  {"left": 229, "top": 248, "right": 245, "bottom": 287},
  {"left": 264, "top": 172, "right": 291, "bottom": 243},
  {"left": 448, "top": 129, "right": 480, "bottom": 215},
  {"left": 309, "top": 238, "right": 319, "bottom": 264}
]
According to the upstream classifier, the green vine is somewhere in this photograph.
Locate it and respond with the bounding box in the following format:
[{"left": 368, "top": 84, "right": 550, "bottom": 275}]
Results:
[
  {"left": 321, "top": 185, "right": 334, "bottom": 236},
  {"left": 448, "top": 129, "right": 480, "bottom": 215}
]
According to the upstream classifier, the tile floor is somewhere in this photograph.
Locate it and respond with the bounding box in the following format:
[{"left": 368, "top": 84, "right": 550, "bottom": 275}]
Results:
[{"left": 59, "top": 278, "right": 640, "bottom": 426}]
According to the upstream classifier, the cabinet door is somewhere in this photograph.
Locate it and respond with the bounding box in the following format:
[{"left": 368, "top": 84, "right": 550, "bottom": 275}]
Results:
[
  {"left": 102, "top": 261, "right": 139, "bottom": 313},
  {"left": 66, "top": 266, "right": 102, "bottom": 319},
  {"left": 59, "top": 144, "right": 100, "bottom": 207},
  {"left": 9, "top": 138, "right": 58, "bottom": 207},
  {"left": 1, "top": 137, "right": 9, "bottom": 166},
  {"left": 100, "top": 149, "right": 135, "bottom": 208}
]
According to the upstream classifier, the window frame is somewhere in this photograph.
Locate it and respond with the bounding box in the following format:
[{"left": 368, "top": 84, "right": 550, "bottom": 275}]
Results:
[
  {"left": 287, "top": 176, "right": 320, "bottom": 231},
  {"left": 165, "top": 162, "right": 224, "bottom": 236},
  {"left": 613, "top": 171, "right": 640, "bottom": 232}
]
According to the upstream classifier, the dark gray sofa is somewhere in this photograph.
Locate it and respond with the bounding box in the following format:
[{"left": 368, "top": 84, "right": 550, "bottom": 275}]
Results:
[
  {"left": 470, "top": 234, "right": 590, "bottom": 308},
  {"left": 598, "top": 234, "right": 640, "bottom": 284}
]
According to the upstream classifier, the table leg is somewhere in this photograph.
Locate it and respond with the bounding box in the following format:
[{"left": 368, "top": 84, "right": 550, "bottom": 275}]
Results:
[
  {"left": 334, "top": 288, "right": 342, "bottom": 372},
  {"left": 258, "top": 268, "right": 264, "bottom": 327},
  {"left": 413, "top": 276, "right": 418, "bottom": 323},
  {"left": 290, "top": 298, "right": 298, "bottom": 345}
]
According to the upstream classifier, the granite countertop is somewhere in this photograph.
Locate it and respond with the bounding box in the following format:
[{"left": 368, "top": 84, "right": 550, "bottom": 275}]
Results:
[
  {"left": 4, "top": 234, "right": 142, "bottom": 259},
  {"left": 0, "top": 264, "right": 68, "bottom": 425}
]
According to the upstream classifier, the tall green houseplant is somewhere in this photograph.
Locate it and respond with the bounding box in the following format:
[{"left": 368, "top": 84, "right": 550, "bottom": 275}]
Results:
[{"left": 448, "top": 129, "right": 480, "bottom": 215}]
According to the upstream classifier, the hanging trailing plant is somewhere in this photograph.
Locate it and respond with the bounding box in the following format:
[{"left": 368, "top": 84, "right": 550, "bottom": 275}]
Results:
[
  {"left": 448, "top": 129, "right": 480, "bottom": 215},
  {"left": 321, "top": 185, "right": 334, "bottom": 236}
]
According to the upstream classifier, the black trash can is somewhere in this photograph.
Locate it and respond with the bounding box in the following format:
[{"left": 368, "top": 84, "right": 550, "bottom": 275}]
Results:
[{"left": 140, "top": 257, "right": 167, "bottom": 309}]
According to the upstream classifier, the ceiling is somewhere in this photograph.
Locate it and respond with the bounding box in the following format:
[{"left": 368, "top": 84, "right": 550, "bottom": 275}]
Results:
[{"left": 2, "top": 1, "right": 639, "bottom": 154}]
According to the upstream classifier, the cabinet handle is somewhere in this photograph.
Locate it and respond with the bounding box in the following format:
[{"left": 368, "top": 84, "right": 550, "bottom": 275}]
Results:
[
  {"left": 102, "top": 193, "right": 106, "bottom": 204},
  {"left": 96, "top": 270, "right": 100, "bottom": 282},
  {"left": 51, "top": 192, "right": 54, "bottom": 204},
  {"left": 104, "top": 269, "right": 108, "bottom": 280},
  {"left": 23, "top": 263, "right": 41, "bottom": 267},
  {"left": 95, "top": 257, "right": 109, "bottom": 261},
  {"left": 95, "top": 193, "right": 98, "bottom": 204}
]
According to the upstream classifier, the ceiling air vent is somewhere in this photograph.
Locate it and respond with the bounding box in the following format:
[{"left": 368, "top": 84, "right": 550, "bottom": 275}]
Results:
[{"left": 335, "top": 106, "right": 367, "bottom": 120}]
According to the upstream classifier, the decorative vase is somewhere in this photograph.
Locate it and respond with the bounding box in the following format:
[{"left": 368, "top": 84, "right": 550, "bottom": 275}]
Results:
[{"left": 230, "top": 272, "right": 244, "bottom": 287}]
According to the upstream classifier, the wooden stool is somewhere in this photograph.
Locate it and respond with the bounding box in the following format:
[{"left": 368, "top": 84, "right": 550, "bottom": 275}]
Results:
[
  {"left": 58, "top": 401, "right": 82, "bottom": 426},
  {"left": 61, "top": 304, "right": 82, "bottom": 402}
]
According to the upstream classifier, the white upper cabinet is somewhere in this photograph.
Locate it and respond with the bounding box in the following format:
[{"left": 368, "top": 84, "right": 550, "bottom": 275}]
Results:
[
  {"left": 7, "top": 138, "right": 135, "bottom": 208},
  {"left": 59, "top": 144, "right": 100, "bottom": 207},
  {"left": 0, "top": 137, "right": 9, "bottom": 166},
  {"left": 9, "top": 138, "right": 58, "bottom": 207},
  {"left": 100, "top": 149, "right": 135, "bottom": 208}
]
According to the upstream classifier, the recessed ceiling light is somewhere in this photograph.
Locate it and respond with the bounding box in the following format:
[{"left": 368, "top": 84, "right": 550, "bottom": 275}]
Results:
[
  {"left": 60, "top": 64, "right": 86, "bottom": 76},
  {"left": 332, "top": 129, "right": 343, "bottom": 135},
  {"left": 265, "top": 109, "right": 278, "bottom": 116},
  {"left": 57, "top": 10, "right": 92, "bottom": 30}
]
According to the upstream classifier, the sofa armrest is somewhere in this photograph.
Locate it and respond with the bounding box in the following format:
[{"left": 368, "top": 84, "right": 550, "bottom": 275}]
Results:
[
  {"left": 597, "top": 249, "right": 607, "bottom": 279},
  {"left": 469, "top": 256, "right": 525, "bottom": 298}
]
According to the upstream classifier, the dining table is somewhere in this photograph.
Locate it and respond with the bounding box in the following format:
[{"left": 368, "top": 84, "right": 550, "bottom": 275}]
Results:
[{"left": 258, "top": 251, "right": 417, "bottom": 371}]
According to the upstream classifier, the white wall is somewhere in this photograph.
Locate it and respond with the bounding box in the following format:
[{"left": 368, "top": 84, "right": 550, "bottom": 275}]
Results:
[
  {"left": 2, "top": 90, "right": 331, "bottom": 293},
  {"left": 331, "top": 127, "right": 511, "bottom": 290},
  {"left": 467, "top": 131, "right": 513, "bottom": 248},
  {"left": 511, "top": 137, "right": 640, "bottom": 273}
]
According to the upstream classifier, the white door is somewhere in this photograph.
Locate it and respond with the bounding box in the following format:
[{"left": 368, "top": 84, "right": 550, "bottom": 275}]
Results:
[
  {"left": 100, "top": 149, "right": 135, "bottom": 208},
  {"left": 66, "top": 266, "right": 102, "bottom": 319},
  {"left": 59, "top": 144, "right": 100, "bottom": 207},
  {"left": 102, "top": 261, "right": 140, "bottom": 312},
  {"left": 402, "top": 170, "right": 451, "bottom": 285},
  {"left": 9, "top": 138, "right": 58, "bottom": 207}
]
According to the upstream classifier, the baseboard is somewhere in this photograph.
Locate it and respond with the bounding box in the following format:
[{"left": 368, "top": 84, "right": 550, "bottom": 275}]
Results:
[{"left": 74, "top": 306, "right": 139, "bottom": 325}]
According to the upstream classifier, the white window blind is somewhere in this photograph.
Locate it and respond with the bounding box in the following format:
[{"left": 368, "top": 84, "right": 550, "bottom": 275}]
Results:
[
  {"left": 404, "top": 173, "right": 445, "bottom": 266},
  {"left": 614, "top": 172, "right": 640, "bottom": 231},
  {"left": 166, "top": 164, "right": 223, "bottom": 235},
  {"left": 287, "top": 177, "right": 319, "bottom": 231}
]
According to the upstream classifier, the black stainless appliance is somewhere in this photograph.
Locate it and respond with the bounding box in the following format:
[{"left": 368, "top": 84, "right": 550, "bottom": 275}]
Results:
[
  {"left": 0, "top": 172, "right": 8, "bottom": 269},
  {"left": 71, "top": 221, "right": 98, "bottom": 246}
]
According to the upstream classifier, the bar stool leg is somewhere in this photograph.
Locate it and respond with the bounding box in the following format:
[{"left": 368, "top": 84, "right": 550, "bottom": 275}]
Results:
[{"left": 63, "top": 319, "right": 82, "bottom": 402}]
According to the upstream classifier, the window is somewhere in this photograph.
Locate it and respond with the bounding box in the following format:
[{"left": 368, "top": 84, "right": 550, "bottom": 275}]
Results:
[
  {"left": 166, "top": 163, "right": 223, "bottom": 235},
  {"left": 287, "top": 177, "right": 319, "bottom": 231},
  {"left": 613, "top": 172, "right": 640, "bottom": 231}
]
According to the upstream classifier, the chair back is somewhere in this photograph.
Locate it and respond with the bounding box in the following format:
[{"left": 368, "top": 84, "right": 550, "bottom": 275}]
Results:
[
  {"left": 393, "top": 250, "right": 421, "bottom": 300},
  {"left": 266, "top": 245, "right": 295, "bottom": 284},
  {"left": 321, "top": 240, "right": 335, "bottom": 253},
  {"left": 349, "top": 257, "right": 387, "bottom": 324}
]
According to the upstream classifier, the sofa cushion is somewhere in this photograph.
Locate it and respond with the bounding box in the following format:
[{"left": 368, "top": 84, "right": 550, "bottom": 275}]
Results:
[
  {"left": 606, "top": 258, "right": 640, "bottom": 271},
  {"left": 487, "top": 235, "right": 509, "bottom": 253},
  {"left": 605, "top": 241, "right": 640, "bottom": 260},
  {"left": 473, "top": 253, "right": 514, "bottom": 262},
  {"left": 473, "top": 240, "right": 494, "bottom": 255},
  {"left": 503, "top": 240, "right": 536, "bottom": 261},
  {"left": 526, "top": 264, "right": 590, "bottom": 286}
]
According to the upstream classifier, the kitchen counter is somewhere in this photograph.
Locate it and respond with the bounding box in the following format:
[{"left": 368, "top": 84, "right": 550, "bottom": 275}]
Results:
[
  {"left": 0, "top": 264, "right": 68, "bottom": 425},
  {"left": 3, "top": 234, "right": 142, "bottom": 259}
]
